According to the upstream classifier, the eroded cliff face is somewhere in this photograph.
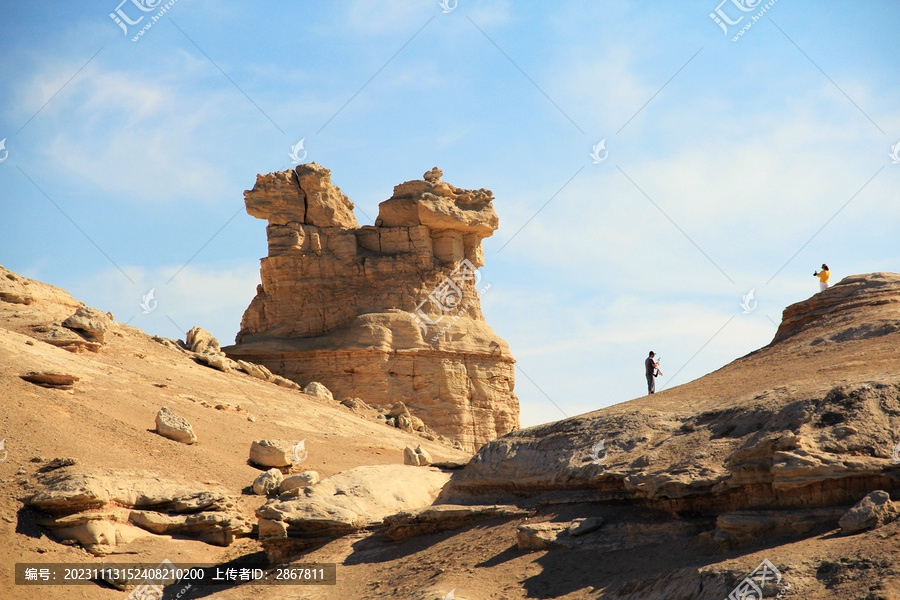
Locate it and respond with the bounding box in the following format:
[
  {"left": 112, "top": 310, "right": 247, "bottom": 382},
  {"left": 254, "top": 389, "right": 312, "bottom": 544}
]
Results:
[{"left": 223, "top": 164, "right": 518, "bottom": 452}]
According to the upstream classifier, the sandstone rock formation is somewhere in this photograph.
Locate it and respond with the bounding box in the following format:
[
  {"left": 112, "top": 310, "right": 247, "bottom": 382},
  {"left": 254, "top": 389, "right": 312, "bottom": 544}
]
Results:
[
  {"left": 256, "top": 464, "right": 451, "bottom": 562},
  {"left": 27, "top": 469, "right": 252, "bottom": 555},
  {"left": 224, "top": 164, "right": 518, "bottom": 452}
]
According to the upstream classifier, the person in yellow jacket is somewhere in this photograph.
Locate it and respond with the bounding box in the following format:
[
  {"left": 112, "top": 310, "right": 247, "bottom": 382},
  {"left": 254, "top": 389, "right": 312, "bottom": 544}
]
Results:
[{"left": 814, "top": 263, "right": 830, "bottom": 291}]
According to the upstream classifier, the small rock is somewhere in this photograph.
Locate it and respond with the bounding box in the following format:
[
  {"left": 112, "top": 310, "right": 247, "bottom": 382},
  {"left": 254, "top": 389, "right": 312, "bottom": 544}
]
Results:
[
  {"left": 303, "top": 382, "right": 333, "bottom": 401},
  {"left": 410, "top": 415, "right": 425, "bottom": 431},
  {"left": 403, "top": 445, "right": 432, "bottom": 467},
  {"left": 839, "top": 490, "right": 898, "bottom": 534},
  {"left": 253, "top": 468, "right": 284, "bottom": 495},
  {"left": 279, "top": 471, "right": 320, "bottom": 494},
  {"left": 2, "top": 516, "right": 14, "bottom": 523},
  {"left": 62, "top": 306, "right": 111, "bottom": 342},
  {"left": 247, "top": 416, "right": 256, "bottom": 422},
  {"left": 568, "top": 516, "right": 603, "bottom": 537},
  {"left": 155, "top": 407, "right": 197, "bottom": 445}
]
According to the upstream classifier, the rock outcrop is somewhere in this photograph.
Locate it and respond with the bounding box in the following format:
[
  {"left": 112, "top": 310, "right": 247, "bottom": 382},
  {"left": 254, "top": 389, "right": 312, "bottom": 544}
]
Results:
[
  {"left": 224, "top": 164, "right": 518, "bottom": 451},
  {"left": 256, "top": 464, "right": 450, "bottom": 562},
  {"left": 27, "top": 469, "right": 252, "bottom": 555}
]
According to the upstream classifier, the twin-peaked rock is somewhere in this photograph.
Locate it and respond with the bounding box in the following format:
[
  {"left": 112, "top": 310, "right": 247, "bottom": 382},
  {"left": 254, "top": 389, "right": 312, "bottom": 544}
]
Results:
[{"left": 223, "top": 164, "right": 518, "bottom": 452}]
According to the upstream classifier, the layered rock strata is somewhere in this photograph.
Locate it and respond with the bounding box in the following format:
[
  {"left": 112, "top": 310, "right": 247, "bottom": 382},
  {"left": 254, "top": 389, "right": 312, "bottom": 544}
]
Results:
[{"left": 224, "top": 164, "right": 518, "bottom": 451}]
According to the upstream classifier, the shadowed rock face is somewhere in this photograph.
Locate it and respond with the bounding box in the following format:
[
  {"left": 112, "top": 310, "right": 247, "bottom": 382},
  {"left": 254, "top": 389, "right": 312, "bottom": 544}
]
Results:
[{"left": 225, "top": 165, "right": 518, "bottom": 452}]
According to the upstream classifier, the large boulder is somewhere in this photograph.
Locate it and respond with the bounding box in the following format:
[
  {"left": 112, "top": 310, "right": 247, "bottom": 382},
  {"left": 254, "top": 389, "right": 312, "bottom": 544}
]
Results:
[
  {"left": 303, "top": 381, "right": 333, "bottom": 401},
  {"left": 253, "top": 468, "right": 284, "bottom": 495},
  {"left": 185, "top": 326, "right": 220, "bottom": 354},
  {"left": 62, "top": 306, "right": 111, "bottom": 342},
  {"left": 250, "top": 440, "right": 297, "bottom": 468},
  {"left": 155, "top": 407, "right": 197, "bottom": 445},
  {"left": 839, "top": 490, "right": 898, "bottom": 534}
]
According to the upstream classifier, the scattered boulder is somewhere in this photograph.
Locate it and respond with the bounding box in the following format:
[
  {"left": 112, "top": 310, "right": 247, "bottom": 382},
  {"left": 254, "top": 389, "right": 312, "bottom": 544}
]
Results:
[
  {"left": 194, "top": 351, "right": 233, "bottom": 372},
  {"left": 39, "top": 325, "right": 101, "bottom": 353},
  {"left": 381, "top": 504, "right": 532, "bottom": 540},
  {"left": 279, "top": 471, "right": 320, "bottom": 495},
  {"left": 20, "top": 371, "right": 78, "bottom": 390},
  {"left": 839, "top": 490, "right": 898, "bottom": 534},
  {"left": 237, "top": 360, "right": 273, "bottom": 381},
  {"left": 397, "top": 414, "right": 415, "bottom": 432},
  {"left": 404, "top": 445, "right": 433, "bottom": 467},
  {"left": 253, "top": 468, "right": 284, "bottom": 495},
  {"left": 155, "top": 407, "right": 197, "bottom": 445},
  {"left": 568, "top": 516, "right": 604, "bottom": 537},
  {"left": 303, "top": 381, "right": 333, "bottom": 401},
  {"left": 272, "top": 375, "right": 301, "bottom": 390},
  {"left": 185, "top": 326, "right": 220, "bottom": 354},
  {"left": 62, "top": 306, "right": 111, "bottom": 342},
  {"left": 516, "top": 522, "right": 570, "bottom": 550},
  {"left": 388, "top": 402, "right": 410, "bottom": 418},
  {"left": 250, "top": 440, "right": 297, "bottom": 468},
  {"left": 341, "top": 397, "right": 369, "bottom": 410}
]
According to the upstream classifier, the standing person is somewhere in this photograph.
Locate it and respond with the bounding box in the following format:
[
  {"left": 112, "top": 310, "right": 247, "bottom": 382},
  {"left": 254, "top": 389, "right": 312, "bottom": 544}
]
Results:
[
  {"left": 814, "top": 264, "right": 830, "bottom": 291},
  {"left": 645, "top": 351, "right": 660, "bottom": 394}
]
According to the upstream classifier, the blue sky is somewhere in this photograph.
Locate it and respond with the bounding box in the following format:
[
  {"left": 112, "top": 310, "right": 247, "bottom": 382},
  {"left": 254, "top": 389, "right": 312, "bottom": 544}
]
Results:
[{"left": 1, "top": 1, "right": 898, "bottom": 428}]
